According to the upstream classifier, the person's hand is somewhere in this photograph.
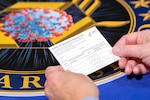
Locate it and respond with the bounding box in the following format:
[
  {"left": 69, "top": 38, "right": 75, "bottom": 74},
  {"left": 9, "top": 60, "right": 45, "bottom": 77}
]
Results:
[
  {"left": 44, "top": 65, "right": 99, "bottom": 100},
  {"left": 112, "top": 30, "right": 150, "bottom": 75}
]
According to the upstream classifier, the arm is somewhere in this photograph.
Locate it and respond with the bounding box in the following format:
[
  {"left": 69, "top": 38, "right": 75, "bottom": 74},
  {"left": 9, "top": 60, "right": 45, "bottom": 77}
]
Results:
[{"left": 44, "top": 65, "right": 99, "bottom": 100}]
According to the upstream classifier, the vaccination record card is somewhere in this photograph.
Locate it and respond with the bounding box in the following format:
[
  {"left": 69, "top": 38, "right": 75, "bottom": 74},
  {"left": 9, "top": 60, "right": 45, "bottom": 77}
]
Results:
[{"left": 49, "top": 26, "right": 120, "bottom": 75}]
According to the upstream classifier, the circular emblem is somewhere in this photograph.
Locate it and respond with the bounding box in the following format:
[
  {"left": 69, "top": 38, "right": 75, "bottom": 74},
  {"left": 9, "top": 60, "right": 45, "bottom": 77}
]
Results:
[{"left": 0, "top": 0, "right": 137, "bottom": 96}]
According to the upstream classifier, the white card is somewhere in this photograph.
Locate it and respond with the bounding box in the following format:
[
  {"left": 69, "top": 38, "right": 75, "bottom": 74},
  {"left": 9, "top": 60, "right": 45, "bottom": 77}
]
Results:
[{"left": 49, "top": 26, "right": 120, "bottom": 75}]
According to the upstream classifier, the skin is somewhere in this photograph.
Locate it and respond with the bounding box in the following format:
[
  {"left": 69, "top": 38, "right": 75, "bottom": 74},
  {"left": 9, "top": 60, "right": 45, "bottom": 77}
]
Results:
[
  {"left": 44, "top": 65, "right": 99, "bottom": 100},
  {"left": 112, "top": 30, "right": 150, "bottom": 75},
  {"left": 44, "top": 30, "right": 150, "bottom": 99}
]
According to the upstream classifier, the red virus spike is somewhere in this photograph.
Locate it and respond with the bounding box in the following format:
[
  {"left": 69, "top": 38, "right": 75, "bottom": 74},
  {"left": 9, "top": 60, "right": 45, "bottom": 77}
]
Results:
[
  {"left": 20, "top": 39, "right": 29, "bottom": 43},
  {"left": 28, "top": 33, "right": 35, "bottom": 37},
  {"left": 15, "top": 32, "right": 20, "bottom": 37},
  {"left": 24, "top": 8, "right": 29, "bottom": 12},
  {"left": 21, "top": 22, "right": 28, "bottom": 27},
  {"left": 18, "top": 39, "right": 22, "bottom": 42},
  {"left": 40, "top": 15, "right": 45, "bottom": 19},
  {"left": 0, "top": 25, "right": 5, "bottom": 28},
  {"left": 67, "top": 22, "right": 74, "bottom": 27},
  {"left": 15, "top": 26, "right": 20, "bottom": 30},
  {"left": 26, "top": 37, "right": 31, "bottom": 42},
  {"left": 55, "top": 33, "right": 63, "bottom": 37},
  {"left": 12, "top": 36, "right": 16, "bottom": 40},
  {"left": 9, "top": 12, "right": 18, "bottom": 16},
  {"left": 27, "top": 17, "right": 33, "bottom": 21},
  {"left": 37, "top": 21, "right": 44, "bottom": 25},
  {"left": 1, "top": 16, "right": 9, "bottom": 21},
  {"left": 44, "top": 8, "right": 50, "bottom": 13},
  {"left": 49, "top": 16, "right": 54, "bottom": 19},
  {"left": 36, "top": 36, "right": 45, "bottom": 42},
  {"left": 0, "top": 29, "right": 6, "bottom": 32},
  {"left": 62, "top": 26, "right": 69, "bottom": 31},
  {"left": 60, "top": 11, "right": 67, "bottom": 16},
  {"left": 54, "top": 9, "right": 60, "bottom": 12},
  {"left": 32, "top": 8, "right": 39, "bottom": 12},
  {"left": 7, "top": 23, "right": 14, "bottom": 27},
  {"left": 49, "top": 28, "right": 55, "bottom": 31},
  {"left": 22, "top": 40, "right": 26, "bottom": 43},
  {"left": 26, "top": 15, "right": 33, "bottom": 21},
  {"left": 52, "top": 31, "right": 62, "bottom": 37},
  {"left": 42, "top": 25, "right": 49, "bottom": 29},
  {"left": 41, "top": 38, "right": 47, "bottom": 42},
  {"left": 4, "top": 32, "right": 10, "bottom": 36},
  {"left": 26, "top": 39, "right": 31, "bottom": 42},
  {"left": 56, "top": 22, "right": 62, "bottom": 25},
  {"left": 7, "top": 18, "right": 14, "bottom": 22},
  {"left": 47, "top": 36, "right": 53, "bottom": 40},
  {"left": 70, "top": 22, "right": 74, "bottom": 26},
  {"left": 67, "top": 15, "right": 73, "bottom": 23},
  {"left": 29, "top": 39, "right": 35, "bottom": 42},
  {"left": 12, "top": 32, "right": 20, "bottom": 40},
  {"left": 26, "top": 38, "right": 31, "bottom": 42},
  {"left": 51, "top": 31, "right": 57, "bottom": 35},
  {"left": 58, "top": 15, "right": 63, "bottom": 19},
  {"left": 18, "top": 39, "right": 23, "bottom": 42},
  {"left": 24, "top": 29, "right": 31, "bottom": 33},
  {"left": 20, "top": 9, "right": 28, "bottom": 15}
]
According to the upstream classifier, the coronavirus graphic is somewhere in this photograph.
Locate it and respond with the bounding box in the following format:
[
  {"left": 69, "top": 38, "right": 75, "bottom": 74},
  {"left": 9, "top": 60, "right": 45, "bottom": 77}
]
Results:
[
  {"left": 1, "top": 8, "right": 74, "bottom": 42},
  {"left": 0, "top": 8, "right": 74, "bottom": 70}
]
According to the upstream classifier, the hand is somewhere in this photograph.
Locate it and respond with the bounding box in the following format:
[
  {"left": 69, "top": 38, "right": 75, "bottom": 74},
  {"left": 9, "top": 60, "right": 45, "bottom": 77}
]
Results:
[
  {"left": 112, "top": 30, "right": 150, "bottom": 75},
  {"left": 44, "top": 65, "right": 99, "bottom": 100}
]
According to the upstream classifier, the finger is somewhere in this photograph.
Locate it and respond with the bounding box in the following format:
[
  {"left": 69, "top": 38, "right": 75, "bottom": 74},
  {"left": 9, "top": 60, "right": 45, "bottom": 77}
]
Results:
[
  {"left": 114, "top": 31, "right": 141, "bottom": 46},
  {"left": 55, "top": 65, "right": 65, "bottom": 71},
  {"left": 44, "top": 81, "right": 53, "bottom": 99},
  {"left": 118, "top": 57, "right": 128, "bottom": 69},
  {"left": 112, "top": 45, "right": 143, "bottom": 59},
  {"left": 133, "top": 64, "right": 148, "bottom": 75},
  {"left": 125, "top": 65, "right": 133, "bottom": 75},
  {"left": 44, "top": 88, "right": 54, "bottom": 100},
  {"left": 124, "top": 60, "right": 137, "bottom": 75},
  {"left": 45, "top": 66, "right": 64, "bottom": 77},
  {"left": 46, "top": 65, "right": 64, "bottom": 72}
]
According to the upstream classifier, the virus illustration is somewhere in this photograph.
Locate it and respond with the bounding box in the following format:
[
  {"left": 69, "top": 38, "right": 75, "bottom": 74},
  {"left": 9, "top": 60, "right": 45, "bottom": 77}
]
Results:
[
  {"left": 1, "top": 8, "right": 74, "bottom": 42},
  {"left": 0, "top": 8, "right": 74, "bottom": 70}
]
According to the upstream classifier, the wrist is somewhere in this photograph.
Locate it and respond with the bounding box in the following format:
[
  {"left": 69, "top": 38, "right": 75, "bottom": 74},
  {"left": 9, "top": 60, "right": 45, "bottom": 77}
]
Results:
[{"left": 82, "top": 96, "right": 99, "bottom": 100}]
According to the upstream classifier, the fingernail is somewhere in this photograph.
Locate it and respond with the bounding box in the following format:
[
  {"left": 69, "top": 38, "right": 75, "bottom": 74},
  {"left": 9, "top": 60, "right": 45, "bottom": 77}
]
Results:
[{"left": 113, "top": 46, "right": 120, "bottom": 54}]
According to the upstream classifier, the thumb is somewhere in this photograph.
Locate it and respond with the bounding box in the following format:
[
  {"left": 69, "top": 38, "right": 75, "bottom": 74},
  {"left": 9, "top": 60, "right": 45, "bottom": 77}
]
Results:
[
  {"left": 112, "top": 45, "right": 142, "bottom": 58},
  {"left": 45, "top": 66, "right": 64, "bottom": 77}
]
